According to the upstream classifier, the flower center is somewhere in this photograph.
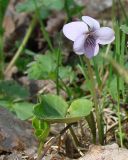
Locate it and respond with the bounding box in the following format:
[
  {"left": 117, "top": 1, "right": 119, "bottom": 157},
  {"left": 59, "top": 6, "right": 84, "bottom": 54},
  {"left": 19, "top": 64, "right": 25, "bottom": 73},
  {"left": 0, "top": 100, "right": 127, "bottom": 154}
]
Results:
[{"left": 85, "top": 34, "right": 96, "bottom": 47}]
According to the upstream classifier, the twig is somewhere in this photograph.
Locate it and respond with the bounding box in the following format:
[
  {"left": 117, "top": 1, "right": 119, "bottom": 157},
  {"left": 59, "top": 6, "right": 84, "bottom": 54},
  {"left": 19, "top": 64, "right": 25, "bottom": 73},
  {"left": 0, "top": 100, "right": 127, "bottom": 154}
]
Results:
[
  {"left": 37, "top": 123, "right": 75, "bottom": 160},
  {"left": 69, "top": 126, "right": 81, "bottom": 146},
  {"left": 105, "top": 117, "right": 128, "bottom": 139}
]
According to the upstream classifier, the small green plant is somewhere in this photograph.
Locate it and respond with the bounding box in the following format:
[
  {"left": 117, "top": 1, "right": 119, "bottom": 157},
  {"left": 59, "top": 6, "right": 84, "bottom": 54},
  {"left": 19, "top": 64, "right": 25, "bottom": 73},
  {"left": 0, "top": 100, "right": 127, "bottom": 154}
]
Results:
[
  {"left": 1, "top": 0, "right": 128, "bottom": 159},
  {"left": 0, "top": 80, "right": 33, "bottom": 120}
]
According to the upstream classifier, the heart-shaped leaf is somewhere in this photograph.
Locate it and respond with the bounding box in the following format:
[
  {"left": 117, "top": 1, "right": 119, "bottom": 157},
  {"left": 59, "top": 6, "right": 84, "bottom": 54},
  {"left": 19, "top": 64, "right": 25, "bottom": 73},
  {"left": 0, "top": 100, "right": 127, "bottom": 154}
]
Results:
[
  {"left": 34, "top": 94, "right": 68, "bottom": 120},
  {"left": 34, "top": 94, "right": 93, "bottom": 123},
  {"left": 13, "top": 102, "right": 34, "bottom": 120},
  {"left": 0, "top": 80, "right": 29, "bottom": 100},
  {"left": 67, "top": 99, "right": 93, "bottom": 117}
]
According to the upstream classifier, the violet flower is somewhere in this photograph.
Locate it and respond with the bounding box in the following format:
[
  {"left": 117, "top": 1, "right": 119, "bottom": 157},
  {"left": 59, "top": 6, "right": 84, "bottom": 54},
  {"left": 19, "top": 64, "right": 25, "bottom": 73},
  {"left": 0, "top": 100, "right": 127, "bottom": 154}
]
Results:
[{"left": 63, "top": 16, "right": 115, "bottom": 58}]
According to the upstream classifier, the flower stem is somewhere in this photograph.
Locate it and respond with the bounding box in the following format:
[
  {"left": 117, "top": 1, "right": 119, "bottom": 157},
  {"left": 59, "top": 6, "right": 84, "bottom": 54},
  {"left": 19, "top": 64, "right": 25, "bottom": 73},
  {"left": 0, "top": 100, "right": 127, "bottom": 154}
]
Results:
[
  {"left": 79, "top": 56, "right": 96, "bottom": 143},
  {"left": 5, "top": 15, "right": 36, "bottom": 74},
  {"left": 84, "top": 56, "right": 104, "bottom": 144}
]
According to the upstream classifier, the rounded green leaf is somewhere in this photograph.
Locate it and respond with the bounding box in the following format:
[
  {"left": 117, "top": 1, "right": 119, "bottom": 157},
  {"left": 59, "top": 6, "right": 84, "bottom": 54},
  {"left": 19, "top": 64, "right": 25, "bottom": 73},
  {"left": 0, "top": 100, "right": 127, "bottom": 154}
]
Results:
[
  {"left": 67, "top": 99, "right": 93, "bottom": 118},
  {"left": 43, "top": 0, "right": 64, "bottom": 10},
  {"left": 34, "top": 94, "right": 93, "bottom": 123},
  {"left": 0, "top": 80, "right": 29, "bottom": 99},
  {"left": 13, "top": 102, "right": 34, "bottom": 120},
  {"left": 34, "top": 94, "right": 68, "bottom": 120},
  {"left": 16, "top": 0, "right": 44, "bottom": 13}
]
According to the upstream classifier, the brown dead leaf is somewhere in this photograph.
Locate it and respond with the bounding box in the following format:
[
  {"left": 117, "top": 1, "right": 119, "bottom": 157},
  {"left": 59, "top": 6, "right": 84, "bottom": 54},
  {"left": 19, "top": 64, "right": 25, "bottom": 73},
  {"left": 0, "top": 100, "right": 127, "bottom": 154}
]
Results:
[
  {"left": 46, "top": 11, "right": 65, "bottom": 35},
  {"left": 3, "top": 14, "right": 15, "bottom": 38}
]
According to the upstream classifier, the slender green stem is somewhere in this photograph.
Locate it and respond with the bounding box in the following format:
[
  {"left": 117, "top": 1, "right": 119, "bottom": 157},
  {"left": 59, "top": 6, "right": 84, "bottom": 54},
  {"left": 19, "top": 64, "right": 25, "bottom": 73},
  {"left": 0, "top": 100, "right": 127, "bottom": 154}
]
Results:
[
  {"left": 93, "top": 59, "right": 102, "bottom": 87},
  {"left": 33, "top": 0, "right": 53, "bottom": 51},
  {"left": 115, "top": 23, "right": 123, "bottom": 147},
  {"left": 112, "top": 0, "right": 115, "bottom": 24},
  {"left": 5, "top": 15, "right": 36, "bottom": 74},
  {"left": 86, "top": 112, "right": 96, "bottom": 144},
  {"left": 120, "top": 33, "right": 125, "bottom": 65},
  {"left": 56, "top": 49, "right": 61, "bottom": 95},
  {"left": 64, "top": 0, "right": 71, "bottom": 21},
  {"left": 79, "top": 56, "right": 88, "bottom": 80},
  {"left": 117, "top": 77, "right": 123, "bottom": 147},
  {"left": 120, "top": 32, "right": 125, "bottom": 100},
  {"left": 84, "top": 56, "right": 104, "bottom": 144},
  {"left": 79, "top": 56, "right": 96, "bottom": 143},
  {"left": 118, "top": 0, "right": 128, "bottom": 24},
  {"left": 37, "top": 141, "right": 44, "bottom": 160},
  {"left": 59, "top": 76, "right": 72, "bottom": 99}
]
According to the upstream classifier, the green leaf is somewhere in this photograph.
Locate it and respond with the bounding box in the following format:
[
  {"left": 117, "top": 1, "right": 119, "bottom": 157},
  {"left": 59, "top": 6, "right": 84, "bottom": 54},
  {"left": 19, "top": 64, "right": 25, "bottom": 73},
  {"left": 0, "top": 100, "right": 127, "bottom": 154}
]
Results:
[
  {"left": 64, "top": 0, "right": 84, "bottom": 17},
  {"left": 0, "top": 0, "right": 9, "bottom": 25},
  {"left": 27, "top": 52, "right": 74, "bottom": 81},
  {"left": 39, "top": 8, "right": 50, "bottom": 19},
  {"left": 67, "top": 99, "right": 93, "bottom": 117},
  {"left": 34, "top": 94, "right": 93, "bottom": 123},
  {"left": 32, "top": 117, "right": 50, "bottom": 141},
  {"left": 43, "top": 0, "right": 64, "bottom": 10},
  {"left": 32, "top": 117, "right": 41, "bottom": 129},
  {"left": 34, "top": 94, "right": 69, "bottom": 120},
  {"left": 0, "top": 80, "right": 29, "bottom": 100},
  {"left": 0, "top": 100, "right": 11, "bottom": 108},
  {"left": 16, "top": 0, "right": 43, "bottom": 13},
  {"left": 27, "top": 53, "right": 56, "bottom": 80},
  {"left": 59, "top": 66, "right": 75, "bottom": 83},
  {"left": 16, "top": 56, "right": 32, "bottom": 72},
  {"left": 13, "top": 102, "right": 34, "bottom": 120},
  {"left": 108, "top": 77, "right": 124, "bottom": 100},
  {"left": 103, "top": 55, "right": 128, "bottom": 84},
  {"left": 120, "top": 25, "right": 128, "bottom": 34},
  {"left": 108, "top": 79, "right": 116, "bottom": 99},
  {"left": 16, "top": 0, "right": 64, "bottom": 13}
]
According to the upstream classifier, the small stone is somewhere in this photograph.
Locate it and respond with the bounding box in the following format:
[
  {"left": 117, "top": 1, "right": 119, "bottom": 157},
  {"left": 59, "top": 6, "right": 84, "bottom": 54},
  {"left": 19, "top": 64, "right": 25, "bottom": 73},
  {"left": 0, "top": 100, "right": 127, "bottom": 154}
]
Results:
[
  {"left": 79, "top": 143, "right": 128, "bottom": 160},
  {"left": 0, "top": 107, "right": 37, "bottom": 153}
]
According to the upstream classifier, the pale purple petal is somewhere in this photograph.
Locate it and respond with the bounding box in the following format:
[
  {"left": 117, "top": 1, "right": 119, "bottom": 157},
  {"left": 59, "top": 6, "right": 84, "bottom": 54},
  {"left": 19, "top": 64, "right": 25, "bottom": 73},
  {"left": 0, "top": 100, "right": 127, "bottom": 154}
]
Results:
[
  {"left": 73, "top": 34, "right": 87, "bottom": 55},
  {"left": 82, "top": 16, "right": 100, "bottom": 31},
  {"left": 84, "top": 43, "right": 99, "bottom": 58},
  {"left": 63, "top": 22, "right": 88, "bottom": 41},
  {"left": 94, "top": 27, "right": 115, "bottom": 45}
]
